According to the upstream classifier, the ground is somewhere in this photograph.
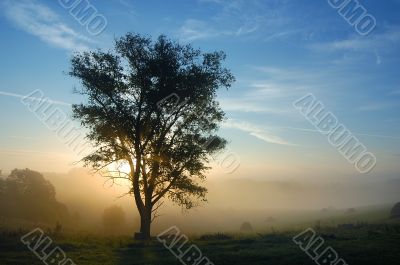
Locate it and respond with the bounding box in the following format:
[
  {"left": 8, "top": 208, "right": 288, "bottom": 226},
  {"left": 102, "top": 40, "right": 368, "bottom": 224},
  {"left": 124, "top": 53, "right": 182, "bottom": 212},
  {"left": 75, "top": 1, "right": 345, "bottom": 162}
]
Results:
[{"left": 1, "top": 223, "right": 400, "bottom": 265}]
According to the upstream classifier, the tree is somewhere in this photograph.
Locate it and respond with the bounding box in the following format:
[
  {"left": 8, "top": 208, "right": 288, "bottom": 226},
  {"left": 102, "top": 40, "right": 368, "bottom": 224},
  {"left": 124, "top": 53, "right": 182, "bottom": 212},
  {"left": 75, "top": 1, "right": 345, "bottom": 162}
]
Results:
[
  {"left": 69, "top": 33, "right": 235, "bottom": 239},
  {"left": 0, "top": 169, "right": 69, "bottom": 223},
  {"left": 240, "top": 222, "right": 253, "bottom": 233},
  {"left": 102, "top": 205, "right": 126, "bottom": 234}
]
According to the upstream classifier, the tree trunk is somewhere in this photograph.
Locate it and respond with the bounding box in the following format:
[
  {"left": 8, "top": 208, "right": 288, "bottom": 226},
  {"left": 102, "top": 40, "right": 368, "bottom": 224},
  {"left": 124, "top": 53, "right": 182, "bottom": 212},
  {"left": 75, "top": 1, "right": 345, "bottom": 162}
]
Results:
[{"left": 136, "top": 206, "right": 152, "bottom": 240}]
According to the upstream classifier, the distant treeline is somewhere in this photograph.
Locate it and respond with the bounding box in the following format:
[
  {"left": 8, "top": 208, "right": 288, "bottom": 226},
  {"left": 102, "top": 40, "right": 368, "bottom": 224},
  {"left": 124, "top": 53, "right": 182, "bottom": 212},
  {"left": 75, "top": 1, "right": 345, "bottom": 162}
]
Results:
[{"left": 0, "top": 169, "right": 70, "bottom": 225}]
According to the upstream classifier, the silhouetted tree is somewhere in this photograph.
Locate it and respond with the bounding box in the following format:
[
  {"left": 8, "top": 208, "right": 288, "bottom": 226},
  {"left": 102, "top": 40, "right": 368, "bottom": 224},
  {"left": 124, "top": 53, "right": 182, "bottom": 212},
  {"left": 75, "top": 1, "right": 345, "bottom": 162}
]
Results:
[
  {"left": 0, "top": 169, "right": 69, "bottom": 223},
  {"left": 69, "top": 33, "right": 234, "bottom": 239}
]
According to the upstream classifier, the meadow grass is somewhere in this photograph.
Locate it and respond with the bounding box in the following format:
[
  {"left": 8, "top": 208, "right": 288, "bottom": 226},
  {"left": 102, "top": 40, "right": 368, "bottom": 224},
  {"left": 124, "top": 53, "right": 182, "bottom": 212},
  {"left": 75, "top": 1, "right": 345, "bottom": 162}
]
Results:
[{"left": 1, "top": 222, "right": 400, "bottom": 265}]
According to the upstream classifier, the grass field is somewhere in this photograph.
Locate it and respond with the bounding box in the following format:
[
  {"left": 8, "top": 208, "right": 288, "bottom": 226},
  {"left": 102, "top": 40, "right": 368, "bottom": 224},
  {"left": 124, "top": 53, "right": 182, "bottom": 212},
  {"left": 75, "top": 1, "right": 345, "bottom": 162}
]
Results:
[{"left": 1, "top": 222, "right": 400, "bottom": 265}]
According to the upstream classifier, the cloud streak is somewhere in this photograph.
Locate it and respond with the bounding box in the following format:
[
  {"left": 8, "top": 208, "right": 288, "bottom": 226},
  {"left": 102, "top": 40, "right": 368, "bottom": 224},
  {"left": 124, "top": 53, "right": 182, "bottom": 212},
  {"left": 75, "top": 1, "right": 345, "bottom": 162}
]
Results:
[
  {"left": 223, "top": 119, "right": 297, "bottom": 146},
  {"left": 0, "top": 91, "right": 71, "bottom": 106}
]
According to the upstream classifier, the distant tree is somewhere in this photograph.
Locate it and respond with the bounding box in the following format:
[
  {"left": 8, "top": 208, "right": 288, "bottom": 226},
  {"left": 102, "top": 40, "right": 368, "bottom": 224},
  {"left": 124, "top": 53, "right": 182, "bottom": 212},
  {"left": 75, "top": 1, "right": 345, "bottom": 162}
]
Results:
[
  {"left": 7, "top": 168, "right": 56, "bottom": 200},
  {"left": 69, "top": 33, "right": 234, "bottom": 239},
  {"left": 102, "top": 205, "right": 126, "bottom": 233},
  {"left": 391, "top": 202, "right": 400, "bottom": 219},
  {"left": 0, "top": 169, "right": 69, "bottom": 223},
  {"left": 346, "top": 208, "right": 357, "bottom": 214},
  {"left": 240, "top": 222, "right": 253, "bottom": 232}
]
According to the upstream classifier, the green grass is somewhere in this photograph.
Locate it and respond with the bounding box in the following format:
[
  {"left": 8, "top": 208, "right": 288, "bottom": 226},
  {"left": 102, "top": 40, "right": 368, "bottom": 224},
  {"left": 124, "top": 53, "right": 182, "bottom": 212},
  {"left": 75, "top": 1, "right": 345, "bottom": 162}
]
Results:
[{"left": 1, "top": 223, "right": 400, "bottom": 265}]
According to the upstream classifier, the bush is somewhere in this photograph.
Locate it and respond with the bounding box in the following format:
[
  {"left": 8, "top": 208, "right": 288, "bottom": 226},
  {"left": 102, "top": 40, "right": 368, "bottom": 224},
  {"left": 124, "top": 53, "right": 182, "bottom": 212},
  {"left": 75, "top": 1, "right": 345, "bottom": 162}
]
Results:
[{"left": 102, "top": 205, "right": 126, "bottom": 234}]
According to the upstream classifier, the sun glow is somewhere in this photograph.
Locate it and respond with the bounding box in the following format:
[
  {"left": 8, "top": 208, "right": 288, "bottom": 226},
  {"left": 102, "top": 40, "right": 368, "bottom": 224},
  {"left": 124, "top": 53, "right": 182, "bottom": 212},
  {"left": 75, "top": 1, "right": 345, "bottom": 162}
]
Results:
[
  {"left": 105, "top": 162, "right": 132, "bottom": 187},
  {"left": 117, "top": 162, "right": 132, "bottom": 175}
]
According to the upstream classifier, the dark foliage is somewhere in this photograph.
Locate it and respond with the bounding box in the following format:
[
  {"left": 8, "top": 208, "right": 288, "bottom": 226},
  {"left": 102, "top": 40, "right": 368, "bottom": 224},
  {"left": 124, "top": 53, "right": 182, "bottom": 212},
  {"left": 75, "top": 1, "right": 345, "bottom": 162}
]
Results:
[{"left": 0, "top": 169, "right": 69, "bottom": 224}]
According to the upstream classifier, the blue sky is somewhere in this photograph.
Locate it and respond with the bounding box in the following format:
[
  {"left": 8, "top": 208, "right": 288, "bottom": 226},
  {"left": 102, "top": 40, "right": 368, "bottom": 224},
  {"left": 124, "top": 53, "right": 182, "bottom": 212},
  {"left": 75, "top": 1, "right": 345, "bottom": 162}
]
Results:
[{"left": 0, "top": 0, "right": 399, "bottom": 180}]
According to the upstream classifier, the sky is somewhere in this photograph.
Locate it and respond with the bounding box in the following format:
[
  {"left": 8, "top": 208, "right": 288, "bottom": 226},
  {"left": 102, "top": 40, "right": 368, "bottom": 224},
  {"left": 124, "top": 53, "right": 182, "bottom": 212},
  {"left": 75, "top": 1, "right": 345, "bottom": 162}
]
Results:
[{"left": 0, "top": 0, "right": 399, "bottom": 182}]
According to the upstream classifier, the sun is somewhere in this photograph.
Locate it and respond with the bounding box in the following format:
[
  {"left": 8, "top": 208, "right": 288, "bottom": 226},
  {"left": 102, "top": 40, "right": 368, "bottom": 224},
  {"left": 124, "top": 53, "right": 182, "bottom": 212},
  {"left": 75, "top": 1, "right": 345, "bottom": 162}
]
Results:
[
  {"left": 103, "top": 162, "right": 133, "bottom": 188},
  {"left": 107, "top": 161, "right": 131, "bottom": 175},
  {"left": 118, "top": 162, "right": 131, "bottom": 175}
]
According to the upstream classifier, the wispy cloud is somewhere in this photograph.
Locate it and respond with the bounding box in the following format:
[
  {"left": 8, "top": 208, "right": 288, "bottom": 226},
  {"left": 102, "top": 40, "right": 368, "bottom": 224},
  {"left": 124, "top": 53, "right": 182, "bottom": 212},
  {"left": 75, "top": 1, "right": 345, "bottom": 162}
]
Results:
[
  {"left": 112, "top": 0, "right": 137, "bottom": 16},
  {"left": 253, "top": 66, "right": 320, "bottom": 82},
  {"left": 177, "top": 18, "right": 259, "bottom": 42},
  {"left": 2, "top": 0, "right": 93, "bottom": 51},
  {"left": 179, "top": 0, "right": 296, "bottom": 41},
  {"left": 358, "top": 102, "right": 400, "bottom": 112},
  {"left": 309, "top": 27, "right": 400, "bottom": 65},
  {"left": 178, "top": 19, "right": 222, "bottom": 41},
  {"left": 223, "top": 118, "right": 400, "bottom": 143},
  {"left": 0, "top": 91, "right": 71, "bottom": 106},
  {"left": 223, "top": 119, "right": 297, "bottom": 146},
  {"left": 218, "top": 65, "right": 328, "bottom": 115},
  {"left": 219, "top": 97, "right": 293, "bottom": 114},
  {"left": 278, "top": 126, "right": 400, "bottom": 141}
]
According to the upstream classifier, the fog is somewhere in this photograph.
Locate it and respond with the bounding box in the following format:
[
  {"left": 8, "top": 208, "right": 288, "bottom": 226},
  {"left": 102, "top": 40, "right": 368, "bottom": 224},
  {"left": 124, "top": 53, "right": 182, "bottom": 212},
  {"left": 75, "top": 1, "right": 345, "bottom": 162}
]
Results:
[{"left": 15, "top": 168, "right": 393, "bottom": 235}]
